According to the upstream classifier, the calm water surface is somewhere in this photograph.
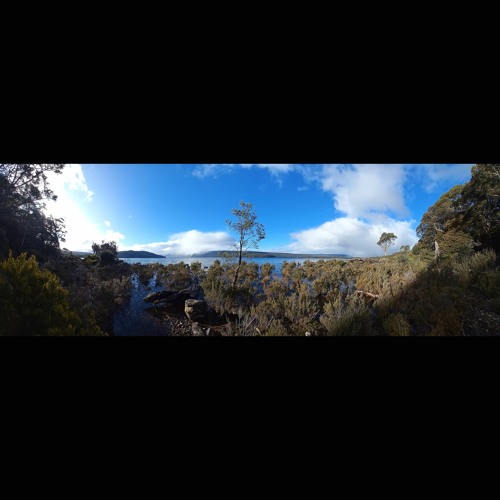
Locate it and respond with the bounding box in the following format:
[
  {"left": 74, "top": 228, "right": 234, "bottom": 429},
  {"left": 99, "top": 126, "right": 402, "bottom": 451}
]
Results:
[{"left": 119, "top": 256, "right": 339, "bottom": 275}]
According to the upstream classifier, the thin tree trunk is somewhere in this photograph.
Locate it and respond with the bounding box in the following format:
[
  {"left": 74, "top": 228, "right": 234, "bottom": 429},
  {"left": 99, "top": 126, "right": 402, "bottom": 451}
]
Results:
[{"left": 232, "top": 247, "right": 243, "bottom": 287}]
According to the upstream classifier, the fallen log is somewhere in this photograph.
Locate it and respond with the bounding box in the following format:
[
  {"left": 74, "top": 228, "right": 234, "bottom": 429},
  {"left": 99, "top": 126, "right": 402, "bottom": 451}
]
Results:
[{"left": 356, "top": 290, "right": 379, "bottom": 301}]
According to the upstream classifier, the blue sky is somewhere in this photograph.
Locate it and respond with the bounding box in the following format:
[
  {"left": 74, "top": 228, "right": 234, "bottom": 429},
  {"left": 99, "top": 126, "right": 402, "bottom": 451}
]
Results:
[{"left": 44, "top": 164, "right": 473, "bottom": 257}]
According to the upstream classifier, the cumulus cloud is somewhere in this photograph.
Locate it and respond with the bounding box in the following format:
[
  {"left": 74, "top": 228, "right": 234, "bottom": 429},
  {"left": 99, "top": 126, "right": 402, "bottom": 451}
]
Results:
[
  {"left": 289, "top": 216, "right": 418, "bottom": 257},
  {"left": 122, "top": 230, "right": 235, "bottom": 256},
  {"left": 313, "top": 164, "right": 408, "bottom": 218}
]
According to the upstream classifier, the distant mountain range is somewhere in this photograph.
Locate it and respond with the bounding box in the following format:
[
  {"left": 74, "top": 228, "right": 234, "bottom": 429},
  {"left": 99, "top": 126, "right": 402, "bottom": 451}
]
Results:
[
  {"left": 189, "top": 250, "right": 351, "bottom": 259},
  {"left": 117, "top": 250, "right": 165, "bottom": 258},
  {"left": 67, "top": 250, "right": 166, "bottom": 258}
]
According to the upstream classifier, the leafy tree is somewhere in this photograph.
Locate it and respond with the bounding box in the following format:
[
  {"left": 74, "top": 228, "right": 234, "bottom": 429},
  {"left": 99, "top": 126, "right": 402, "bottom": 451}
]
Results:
[
  {"left": 92, "top": 240, "right": 118, "bottom": 265},
  {"left": 377, "top": 232, "right": 397, "bottom": 256},
  {"left": 414, "top": 184, "right": 464, "bottom": 253},
  {"left": 0, "top": 251, "right": 104, "bottom": 336},
  {"left": 454, "top": 164, "right": 500, "bottom": 251},
  {"left": 0, "top": 164, "right": 64, "bottom": 206},
  {"left": 0, "top": 164, "right": 66, "bottom": 260},
  {"left": 226, "top": 201, "right": 266, "bottom": 286}
]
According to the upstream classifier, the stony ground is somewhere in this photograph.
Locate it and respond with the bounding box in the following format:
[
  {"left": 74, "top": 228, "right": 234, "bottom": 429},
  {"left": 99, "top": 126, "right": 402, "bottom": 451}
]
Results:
[{"left": 462, "top": 295, "right": 500, "bottom": 336}]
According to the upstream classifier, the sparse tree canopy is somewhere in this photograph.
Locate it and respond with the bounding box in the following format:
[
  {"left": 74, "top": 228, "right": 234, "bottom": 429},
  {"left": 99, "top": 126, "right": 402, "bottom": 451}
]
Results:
[
  {"left": 226, "top": 200, "right": 266, "bottom": 286},
  {"left": 92, "top": 240, "right": 118, "bottom": 257},
  {"left": 377, "top": 232, "right": 397, "bottom": 256},
  {"left": 0, "top": 164, "right": 66, "bottom": 260}
]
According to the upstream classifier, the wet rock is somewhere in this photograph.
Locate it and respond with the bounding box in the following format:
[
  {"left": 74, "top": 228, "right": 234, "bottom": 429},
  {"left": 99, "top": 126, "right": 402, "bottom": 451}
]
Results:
[
  {"left": 192, "top": 322, "right": 205, "bottom": 336},
  {"left": 185, "top": 299, "right": 208, "bottom": 322},
  {"left": 143, "top": 290, "right": 176, "bottom": 303}
]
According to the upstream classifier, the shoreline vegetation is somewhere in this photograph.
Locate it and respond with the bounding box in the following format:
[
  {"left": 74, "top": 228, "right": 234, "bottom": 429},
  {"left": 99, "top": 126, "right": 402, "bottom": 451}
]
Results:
[{"left": 1, "top": 163, "right": 499, "bottom": 336}]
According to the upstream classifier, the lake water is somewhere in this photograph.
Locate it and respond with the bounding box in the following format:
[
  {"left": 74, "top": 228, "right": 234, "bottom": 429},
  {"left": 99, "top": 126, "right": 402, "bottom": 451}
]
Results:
[
  {"left": 119, "top": 256, "right": 342, "bottom": 276},
  {"left": 113, "top": 273, "right": 170, "bottom": 336}
]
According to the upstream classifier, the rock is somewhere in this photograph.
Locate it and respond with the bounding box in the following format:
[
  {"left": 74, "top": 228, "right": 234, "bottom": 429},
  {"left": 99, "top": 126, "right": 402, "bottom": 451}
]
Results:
[
  {"left": 143, "top": 290, "right": 176, "bottom": 303},
  {"left": 191, "top": 322, "right": 205, "bottom": 336},
  {"left": 185, "top": 299, "right": 208, "bottom": 322},
  {"left": 144, "top": 287, "right": 203, "bottom": 307}
]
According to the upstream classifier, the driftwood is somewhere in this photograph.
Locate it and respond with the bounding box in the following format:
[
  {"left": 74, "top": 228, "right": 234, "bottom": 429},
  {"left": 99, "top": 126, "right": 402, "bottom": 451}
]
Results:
[{"left": 356, "top": 290, "right": 379, "bottom": 302}]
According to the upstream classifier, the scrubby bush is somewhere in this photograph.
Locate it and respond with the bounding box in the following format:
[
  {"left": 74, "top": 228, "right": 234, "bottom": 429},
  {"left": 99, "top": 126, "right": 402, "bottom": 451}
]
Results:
[
  {"left": 0, "top": 252, "right": 104, "bottom": 336},
  {"left": 262, "top": 319, "right": 289, "bottom": 336},
  {"left": 476, "top": 270, "right": 500, "bottom": 298},
  {"left": 469, "top": 249, "right": 497, "bottom": 275},
  {"left": 383, "top": 313, "right": 412, "bottom": 336},
  {"left": 201, "top": 260, "right": 259, "bottom": 315},
  {"left": 320, "top": 295, "right": 372, "bottom": 336},
  {"left": 225, "top": 308, "right": 258, "bottom": 336}
]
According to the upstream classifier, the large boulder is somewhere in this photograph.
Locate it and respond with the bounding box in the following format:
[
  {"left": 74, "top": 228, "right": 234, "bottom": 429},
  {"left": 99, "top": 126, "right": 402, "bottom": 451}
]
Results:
[{"left": 185, "top": 299, "right": 208, "bottom": 322}]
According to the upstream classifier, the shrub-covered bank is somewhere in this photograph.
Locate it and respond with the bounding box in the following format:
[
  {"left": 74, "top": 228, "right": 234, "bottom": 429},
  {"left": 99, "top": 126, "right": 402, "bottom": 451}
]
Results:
[{"left": 131, "top": 249, "right": 500, "bottom": 336}]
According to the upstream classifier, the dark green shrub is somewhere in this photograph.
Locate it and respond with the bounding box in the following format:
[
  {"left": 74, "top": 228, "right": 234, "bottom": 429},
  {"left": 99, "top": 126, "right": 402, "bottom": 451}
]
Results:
[
  {"left": 0, "top": 252, "right": 104, "bottom": 336},
  {"left": 476, "top": 270, "right": 500, "bottom": 298},
  {"left": 99, "top": 250, "right": 116, "bottom": 266},
  {"left": 469, "top": 249, "right": 497, "bottom": 276},
  {"left": 383, "top": 313, "right": 411, "bottom": 336}
]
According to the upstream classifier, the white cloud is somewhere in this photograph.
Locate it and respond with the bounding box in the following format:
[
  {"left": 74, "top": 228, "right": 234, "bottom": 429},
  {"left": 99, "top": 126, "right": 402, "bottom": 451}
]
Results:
[
  {"left": 104, "top": 220, "right": 111, "bottom": 227},
  {"left": 43, "top": 164, "right": 125, "bottom": 252},
  {"left": 45, "top": 163, "right": 94, "bottom": 202},
  {"left": 195, "top": 163, "right": 410, "bottom": 218},
  {"left": 316, "top": 164, "right": 408, "bottom": 218},
  {"left": 122, "top": 230, "right": 235, "bottom": 256},
  {"left": 289, "top": 216, "right": 418, "bottom": 257}
]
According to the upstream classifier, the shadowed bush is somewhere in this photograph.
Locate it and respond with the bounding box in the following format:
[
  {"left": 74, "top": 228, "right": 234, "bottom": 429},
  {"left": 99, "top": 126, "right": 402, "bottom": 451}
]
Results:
[
  {"left": 383, "top": 313, "right": 412, "bottom": 336},
  {"left": 0, "top": 252, "right": 104, "bottom": 336},
  {"left": 320, "top": 295, "right": 372, "bottom": 336}
]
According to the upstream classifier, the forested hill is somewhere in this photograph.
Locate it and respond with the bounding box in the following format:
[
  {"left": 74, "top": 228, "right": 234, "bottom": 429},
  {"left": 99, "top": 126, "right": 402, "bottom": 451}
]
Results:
[{"left": 117, "top": 250, "right": 165, "bottom": 258}]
